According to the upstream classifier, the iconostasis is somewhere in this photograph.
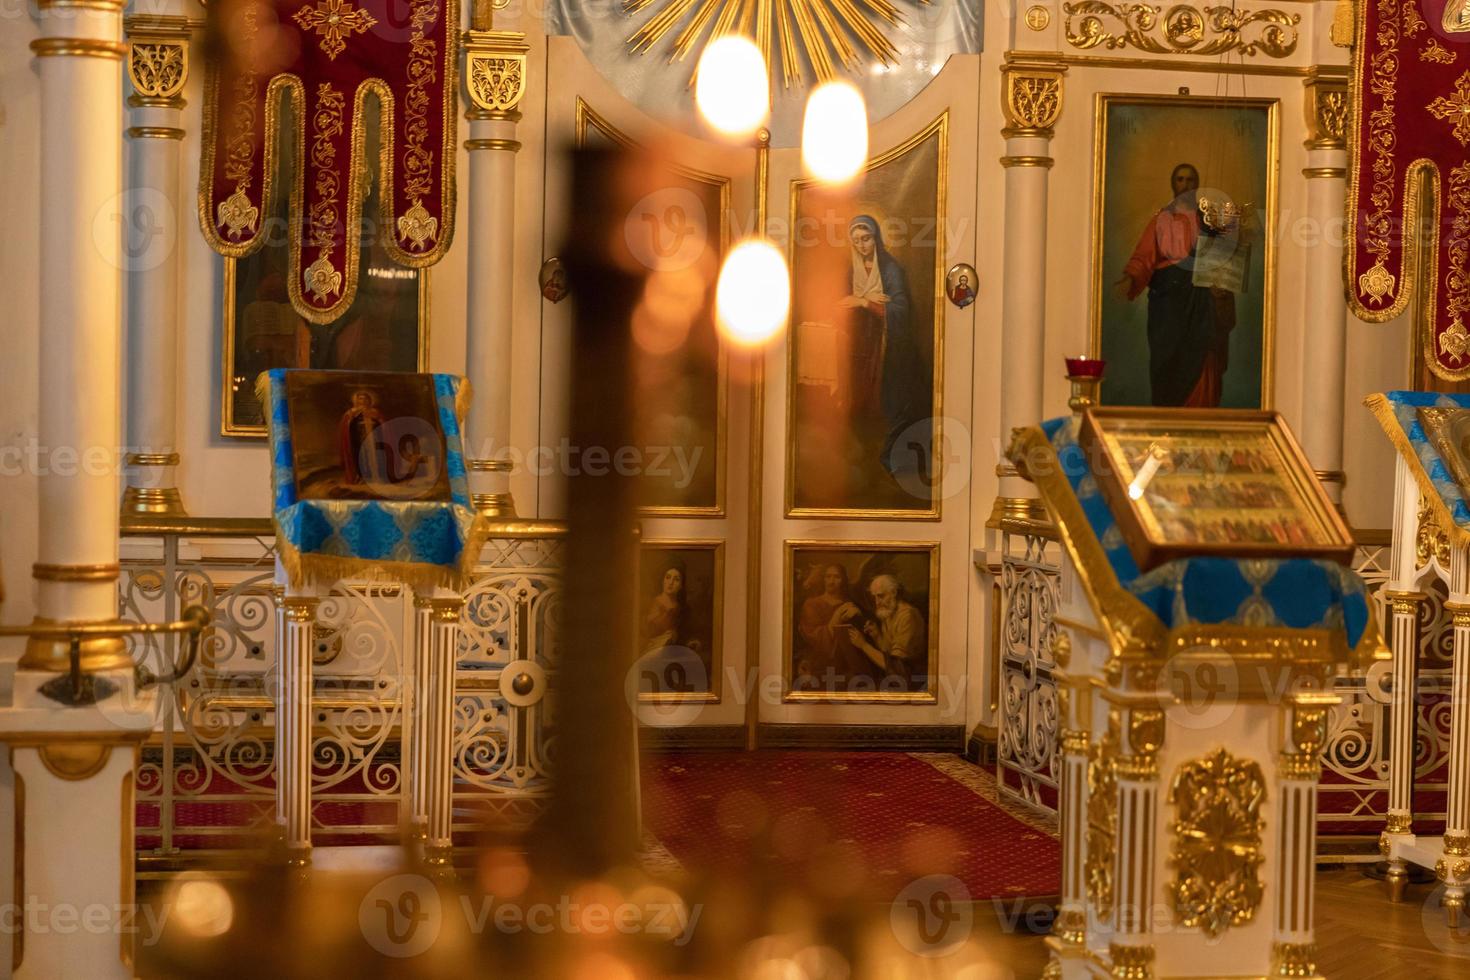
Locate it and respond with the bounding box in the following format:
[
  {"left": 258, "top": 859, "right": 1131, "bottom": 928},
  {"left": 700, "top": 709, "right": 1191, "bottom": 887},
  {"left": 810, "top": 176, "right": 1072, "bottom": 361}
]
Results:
[{"left": 144, "top": 1, "right": 1413, "bottom": 742}]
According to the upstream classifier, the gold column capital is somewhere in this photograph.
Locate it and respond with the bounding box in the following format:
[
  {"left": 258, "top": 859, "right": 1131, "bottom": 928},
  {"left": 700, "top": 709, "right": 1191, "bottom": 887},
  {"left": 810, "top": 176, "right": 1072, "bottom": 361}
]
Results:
[
  {"left": 1302, "top": 68, "right": 1347, "bottom": 152},
  {"left": 125, "top": 16, "right": 191, "bottom": 110},
  {"left": 1000, "top": 55, "right": 1067, "bottom": 139},
  {"left": 278, "top": 596, "right": 321, "bottom": 622},
  {"left": 463, "top": 30, "right": 529, "bottom": 117}
]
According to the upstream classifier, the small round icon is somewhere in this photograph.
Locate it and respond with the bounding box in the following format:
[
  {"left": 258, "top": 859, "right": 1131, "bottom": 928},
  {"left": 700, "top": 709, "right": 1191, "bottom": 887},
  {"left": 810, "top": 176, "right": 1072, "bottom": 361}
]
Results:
[
  {"left": 539, "top": 256, "right": 568, "bottom": 304},
  {"left": 945, "top": 263, "right": 977, "bottom": 310}
]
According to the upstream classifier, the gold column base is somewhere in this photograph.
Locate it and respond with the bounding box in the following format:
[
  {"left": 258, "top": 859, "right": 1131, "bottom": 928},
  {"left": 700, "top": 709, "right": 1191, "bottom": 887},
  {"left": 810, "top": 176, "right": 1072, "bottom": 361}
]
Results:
[
  {"left": 19, "top": 619, "right": 131, "bottom": 672},
  {"left": 121, "top": 485, "right": 186, "bottom": 517},
  {"left": 986, "top": 495, "right": 1049, "bottom": 529},
  {"left": 1270, "top": 941, "right": 1318, "bottom": 978},
  {"left": 472, "top": 492, "right": 517, "bottom": 518},
  {"left": 422, "top": 844, "right": 456, "bottom": 879}
]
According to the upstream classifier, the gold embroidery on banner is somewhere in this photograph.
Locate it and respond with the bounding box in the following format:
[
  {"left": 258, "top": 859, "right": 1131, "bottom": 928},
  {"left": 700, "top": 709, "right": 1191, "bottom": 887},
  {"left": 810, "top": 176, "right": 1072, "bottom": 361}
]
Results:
[
  {"left": 293, "top": 0, "right": 378, "bottom": 61},
  {"left": 396, "top": 0, "right": 439, "bottom": 255},
  {"left": 1406, "top": 0, "right": 1427, "bottom": 36},
  {"left": 1428, "top": 70, "right": 1470, "bottom": 145},
  {"left": 1062, "top": 2, "right": 1301, "bottom": 58},
  {"left": 303, "top": 83, "right": 345, "bottom": 306},
  {"left": 217, "top": 5, "right": 262, "bottom": 242},
  {"left": 1353, "top": 0, "right": 1402, "bottom": 311},
  {"left": 1167, "top": 748, "right": 1267, "bottom": 938},
  {"left": 1424, "top": 38, "right": 1459, "bottom": 64},
  {"left": 1443, "top": 162, "right": 1470, "bottom": 367}
]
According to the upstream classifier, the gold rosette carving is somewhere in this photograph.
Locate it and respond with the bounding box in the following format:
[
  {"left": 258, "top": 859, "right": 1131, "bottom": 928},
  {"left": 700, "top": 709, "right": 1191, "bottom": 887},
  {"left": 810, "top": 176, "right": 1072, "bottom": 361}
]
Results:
[{"left": 1167, "top": 748, "right": 1266, "bottom": 938}]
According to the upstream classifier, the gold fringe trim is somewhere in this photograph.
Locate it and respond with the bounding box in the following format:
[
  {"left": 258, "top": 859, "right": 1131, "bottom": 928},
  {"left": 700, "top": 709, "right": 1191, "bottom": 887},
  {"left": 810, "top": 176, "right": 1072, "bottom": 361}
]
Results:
[{"left": 1365, "top": 393, "right": 1470, "bottom": 553}]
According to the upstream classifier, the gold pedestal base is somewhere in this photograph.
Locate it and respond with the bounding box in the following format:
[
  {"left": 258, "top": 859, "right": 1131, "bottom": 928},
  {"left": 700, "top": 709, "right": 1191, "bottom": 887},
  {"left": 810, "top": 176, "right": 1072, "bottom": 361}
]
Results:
[
  {"left": 472, "top": 492, "right": 517, "bottom": 519},
  {"left": 19, "top": 619, "right": 132, "bottom": 672},
  {"left": 122, "top": 485, "right": 186, "bottom": 517},
  {"left": 422, "top": 843, "right": 456, "bottom": 879},
  {"left": 985, "top": 495, "right": 1049, "bottom": 530}
]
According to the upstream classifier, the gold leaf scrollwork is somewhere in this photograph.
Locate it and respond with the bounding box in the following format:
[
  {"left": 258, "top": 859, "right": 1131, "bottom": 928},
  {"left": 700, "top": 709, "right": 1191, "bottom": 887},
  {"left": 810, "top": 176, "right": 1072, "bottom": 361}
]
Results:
[
  {"left": 1417, "top": 496, "right": 1452, "bottom": 568},
  {"left": 1424, "top": 38, "right": 1459, "bottom": 64},
  {"left": 467, "top": 54, "right": 526, "bottom": 113},
  {"left": 1062, "top": 2, "right": 1301, "bottom": 58},
  {"left": 1167, "top": 748, "right": 1266, "bottom": 939},
  {"left": 1085, "top": 711, "right": 1120, "bottom": 920},
  {"left": 128, "top": 41, "right": 187, "bottom": 102},
  {"left": 1002, "top": 64, "right": 1065, "bottom": 135}
]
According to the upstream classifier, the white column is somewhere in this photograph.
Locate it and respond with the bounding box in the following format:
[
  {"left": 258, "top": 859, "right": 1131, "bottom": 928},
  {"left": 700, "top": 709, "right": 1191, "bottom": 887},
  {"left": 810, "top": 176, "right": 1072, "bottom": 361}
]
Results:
[
  {"left": 121, "top": 19, "right": 190, "bottom": 516},
  {"left": 1272, "top": 701, "right": 1330, "bottom": 978},
  {"left": 1382, "top": 590, "right": 1421, "bottom": 900},
  {"left": 407, "top": 594, "right": 434, "bottom": 839},
  {"left": 1443, "top": 540, "right": 1470, "bottom": 924},
  {"left": 24, "top": 0, "right": 129, "bottom": 673},
  {"left": 421, "top": 593, "right": 462, "bottom": 873},
  {"left": 462, "top": 32, "right": 529, "bottom": 518},
  {"left": 274, "top": 585, "right": 317, "bottom": 868},
  {"left": 1110, "top": 709, "right": 1161, "bottom": 980},
  {"left": 994, "top": 60, "right": 1064, "bottom": 523},
  {"left": 1298, "top": 71, "right": 1349, "bottom": 506}
]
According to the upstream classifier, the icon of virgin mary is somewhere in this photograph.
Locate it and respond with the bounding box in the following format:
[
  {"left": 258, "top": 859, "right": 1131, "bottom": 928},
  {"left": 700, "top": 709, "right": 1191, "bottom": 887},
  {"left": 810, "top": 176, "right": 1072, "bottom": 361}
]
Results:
[{"left": 841, "top": 215, "right": 932, "bottom": 478}]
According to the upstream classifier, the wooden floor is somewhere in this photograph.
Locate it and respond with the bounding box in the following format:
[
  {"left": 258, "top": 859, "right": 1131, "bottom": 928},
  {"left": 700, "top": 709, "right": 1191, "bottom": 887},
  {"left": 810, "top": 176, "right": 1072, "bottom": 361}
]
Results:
[{"left": 974, "top": 868, "right": 1470, "bottom": 979}]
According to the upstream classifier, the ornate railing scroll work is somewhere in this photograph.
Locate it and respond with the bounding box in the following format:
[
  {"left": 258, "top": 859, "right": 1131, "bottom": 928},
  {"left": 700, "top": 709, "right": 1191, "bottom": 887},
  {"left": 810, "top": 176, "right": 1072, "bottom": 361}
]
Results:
[
  {"left": 995, "top": 521, "right": 1064, "bottom": 816},
  {"left": 119, "top": 516, "right": 562, "bottom": 863}
]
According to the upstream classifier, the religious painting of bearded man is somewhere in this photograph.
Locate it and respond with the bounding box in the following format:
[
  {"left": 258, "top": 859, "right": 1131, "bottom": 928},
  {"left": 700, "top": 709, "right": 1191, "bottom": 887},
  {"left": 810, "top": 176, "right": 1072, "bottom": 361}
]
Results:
[
  {"left": 283, "top": 371, "right": 451, "bottom": 503},
  {"left": 784, "top": 541, "right": 938, "bottom": 703},
  {"left": 632, "top": 540, "right": 724, "bottom": 703},
  {"left": 222, "top": 97, "right": 426, "bottom": 437},
  {"left": 787, "top": 114, "right": 946, "bottom": 517},
  {"left": 1091, "top": 96, "right": 1278, "bottom": 410}
]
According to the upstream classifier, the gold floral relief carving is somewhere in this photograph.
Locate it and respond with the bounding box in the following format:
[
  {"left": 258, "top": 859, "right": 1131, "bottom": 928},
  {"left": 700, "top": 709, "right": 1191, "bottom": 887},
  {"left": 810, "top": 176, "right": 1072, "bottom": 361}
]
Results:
[
  {"left": 1002, "top": 65, "right": 1065, "bottom": 134},
  {"left": 1062, "top": 2, "right": 1301, "bottom": 58},
  {"left": 467, "top": 54, "right": 526, "bottom": 113},
  {"left": 1167, "top": 748, "right": 1266, "bottom": 938},
  {"left": 1086, "top": 710, "right": 1121, "bottom": 920},
  {"left": 1417, "top": 495, "right": 1452, "bottom": 568},
  {"left": 128, "top": 41, "right": 187, "bottom": 102}
]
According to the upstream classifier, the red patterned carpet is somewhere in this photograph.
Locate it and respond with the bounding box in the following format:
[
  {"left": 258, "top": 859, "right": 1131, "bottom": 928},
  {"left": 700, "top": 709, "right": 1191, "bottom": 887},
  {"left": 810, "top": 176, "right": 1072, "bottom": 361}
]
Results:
[{"left": 639, "top": 751, "right": 1060, "bottom": 901}]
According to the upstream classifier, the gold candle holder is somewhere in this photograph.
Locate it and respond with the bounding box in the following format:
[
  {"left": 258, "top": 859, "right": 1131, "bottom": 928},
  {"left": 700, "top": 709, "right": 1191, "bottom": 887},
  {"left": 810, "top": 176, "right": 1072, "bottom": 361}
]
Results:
[{"left": 1065, "top": 356, "right": 1105, "bottom": 413}]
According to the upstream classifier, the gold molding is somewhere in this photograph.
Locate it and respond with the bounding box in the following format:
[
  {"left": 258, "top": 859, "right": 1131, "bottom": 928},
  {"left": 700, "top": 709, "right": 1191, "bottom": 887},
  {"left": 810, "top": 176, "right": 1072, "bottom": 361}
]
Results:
[
  {"left": 1108, "top": 941, "right": 1155, "bottom": 979},
  {"left": 31, "top": 562, "right": 120, "bottom": 582},
  {"left": 1087, "top": 710, "right": 1120, "bottom": 918},
  {"left": 1301, "top": 166, "right": 1346, "bottom": 179},
  {"left": 467, "top": 458, "right": 512, "bottom": 473},
  {"left": 637, "top": 538, "right": 726, "bottom": 704},
  {"left": 785, "top": 111, "right": 948, "bottom": 520},
  {"left": 279, "top": 596, "right": 321, "bottom": 622},
  {"left": 126, "top": 452, "right": 180, "bottom": 467},
  {"left": 1002, "top": 58, "right": 1067, "bottom": 137},
  {"left": 1087, "top": 93, "right": 1280, "bottom": 411},
  {"left": 1167, "top": 748, "right": 1266, "bottom": 938},
  {"left": 1270, "top": 941, "right": 1317, "bottom": 978},
  {"left": 464, "top": 52, "right": 527, "bottom": 115},
  {"left": 30, "top": 38, "right": 128, "bottom": 59},
  {"left": 1008, "top": 46, "right": 1314, "bottom": 77},
  {"left": 781, "top": 539, "right": 941, "bottom": 704},
  {"left": 464, "top": 137, "right": 522, "bottom": 152},
  {"left": 37, "top": 742, "right": 113, "bottom": 782},
  {"left": 1062, "top": 2, "right": 1301, "bottom": 59},
  {"left": 1001, "top": 154, "right": 1056, "bottom": 168},
  {"left": 121, "top": 486, "right": 186, "bottom": 517}
]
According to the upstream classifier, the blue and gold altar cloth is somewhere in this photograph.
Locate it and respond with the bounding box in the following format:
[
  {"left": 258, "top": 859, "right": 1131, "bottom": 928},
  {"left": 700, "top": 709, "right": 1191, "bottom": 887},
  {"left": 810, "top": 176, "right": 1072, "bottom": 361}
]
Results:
[
  {"left": 1007, "top": 416, "right": 1376, "bottom": 658},
  {"left": 261, "top": 369, "right": 484, "bottom": 591},
  {"left": 1366, "top": 391, "right": 1470, "bottom": 537}
]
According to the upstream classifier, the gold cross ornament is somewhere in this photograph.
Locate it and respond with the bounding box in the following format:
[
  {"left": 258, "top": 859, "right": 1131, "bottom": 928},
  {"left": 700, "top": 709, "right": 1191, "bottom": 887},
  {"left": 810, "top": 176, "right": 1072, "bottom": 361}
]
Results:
[{"left": 294, "top": 0, "right": 378, "bottom": 61}]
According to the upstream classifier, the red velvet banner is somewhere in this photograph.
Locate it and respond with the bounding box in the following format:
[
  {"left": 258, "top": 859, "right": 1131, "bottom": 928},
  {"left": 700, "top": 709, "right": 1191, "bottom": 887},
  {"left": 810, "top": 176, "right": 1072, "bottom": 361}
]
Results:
[
  {"left": 199, "top": 0, "right": 458, "bottom": 323},
  {"left": 1347, "top": 0, "right": 1470, "bottom": 378}
]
